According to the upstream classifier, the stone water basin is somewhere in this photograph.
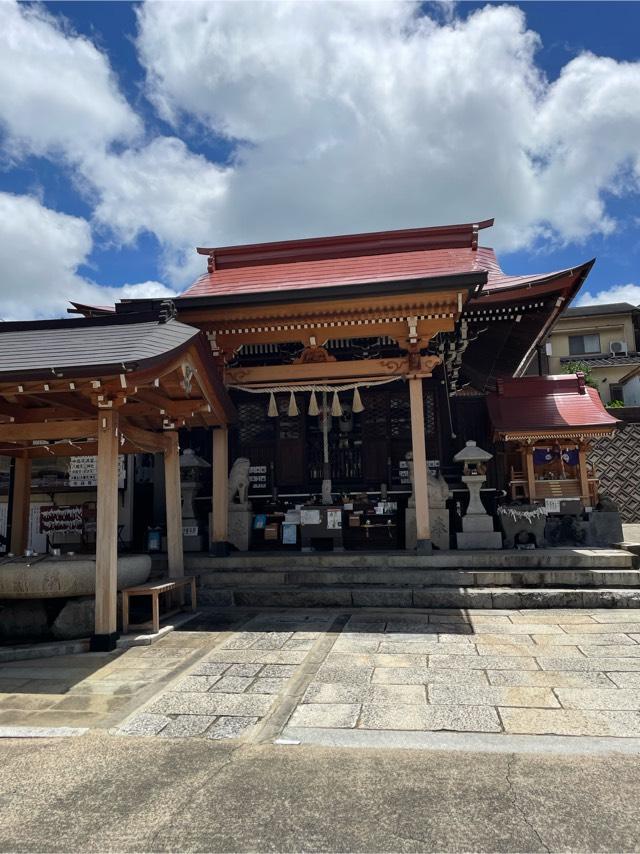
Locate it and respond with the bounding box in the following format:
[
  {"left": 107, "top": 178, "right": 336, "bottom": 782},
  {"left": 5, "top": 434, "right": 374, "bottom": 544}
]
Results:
[{"left": 0, "top": 553, "right": 151, "bottom": 599}]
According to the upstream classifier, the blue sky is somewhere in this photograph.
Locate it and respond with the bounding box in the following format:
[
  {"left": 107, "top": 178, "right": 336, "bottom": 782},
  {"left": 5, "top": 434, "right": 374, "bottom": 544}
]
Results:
[{"left": 0, "top": 1, "right": 639, "bottom": 318}]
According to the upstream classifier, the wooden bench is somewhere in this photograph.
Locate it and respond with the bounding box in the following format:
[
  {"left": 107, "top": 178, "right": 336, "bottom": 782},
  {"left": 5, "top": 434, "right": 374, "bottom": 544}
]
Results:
[{"left": 122, "top": 576, "right": 197, "bottom": 635}]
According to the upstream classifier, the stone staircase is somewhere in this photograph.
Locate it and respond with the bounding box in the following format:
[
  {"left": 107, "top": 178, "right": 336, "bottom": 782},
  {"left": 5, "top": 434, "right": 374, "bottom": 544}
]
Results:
[{"left": 185, "top": 549, "right": 640, "bottom": 609}]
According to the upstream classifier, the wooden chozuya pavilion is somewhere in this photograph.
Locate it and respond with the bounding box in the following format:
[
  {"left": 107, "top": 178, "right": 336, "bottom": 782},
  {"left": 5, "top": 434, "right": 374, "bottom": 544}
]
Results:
[{"left": 0, "top": 218, "right": 619, "bottom": 646}]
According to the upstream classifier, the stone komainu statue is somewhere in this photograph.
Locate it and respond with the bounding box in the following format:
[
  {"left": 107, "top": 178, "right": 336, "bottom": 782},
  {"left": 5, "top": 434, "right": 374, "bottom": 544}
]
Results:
[{"left": 228, "top": 457, "right": 251, "bottom": 505}]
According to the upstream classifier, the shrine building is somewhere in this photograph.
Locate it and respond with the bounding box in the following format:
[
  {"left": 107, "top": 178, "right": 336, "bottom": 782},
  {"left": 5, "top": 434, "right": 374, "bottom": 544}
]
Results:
[{"left": 0, "top": 218, "right": 623, "bottom": 648}]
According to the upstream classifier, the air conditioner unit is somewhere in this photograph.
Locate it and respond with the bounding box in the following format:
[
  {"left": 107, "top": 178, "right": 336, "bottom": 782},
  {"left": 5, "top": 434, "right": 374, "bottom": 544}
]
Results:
[{"left": 610, "top": 340, "right": 628, "bottom": 356}]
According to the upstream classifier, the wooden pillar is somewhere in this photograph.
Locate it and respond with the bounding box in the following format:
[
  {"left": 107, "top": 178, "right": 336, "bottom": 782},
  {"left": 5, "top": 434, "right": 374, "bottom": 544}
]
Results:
[
  {"left": 211, "top": 426, "right": 229, "bottom": 556},
  {"left": 525, "top": 446, "right": 536, "bottom": 502},
  {"left": 409, "top": 377, "right": 432, "bottom": 554},
  {"left": 91, "top": 410, "right": 120, "bottom": 651},
  {"left": 578, "top": 444, "right": 590, "bottom": 505},
  {"left": 164, "top": 432, "right": 184, "bottom": 578},
  {"left": 10, "top": 454, "right": 31, "bottom": 555}
]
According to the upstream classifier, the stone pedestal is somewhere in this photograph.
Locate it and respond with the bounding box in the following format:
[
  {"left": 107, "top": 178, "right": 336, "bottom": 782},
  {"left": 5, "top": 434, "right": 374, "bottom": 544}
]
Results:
[
  {"left": 228, "top": 505, "right": 252, "bottom": 552},
  {"left": 406, "top": 507, "right": 449, "bottom": 551},
  {"left": 457, "top": 475, "right": 502, "bottom": 550}
]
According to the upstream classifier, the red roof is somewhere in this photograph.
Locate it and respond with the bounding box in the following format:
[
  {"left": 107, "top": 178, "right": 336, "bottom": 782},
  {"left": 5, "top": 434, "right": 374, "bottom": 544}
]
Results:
[
  {"left": 179, "top": 220, "right": 591, "bottom": 303},
  {"left": 487, "top": 375, "right": 619, "bottom": 435}
]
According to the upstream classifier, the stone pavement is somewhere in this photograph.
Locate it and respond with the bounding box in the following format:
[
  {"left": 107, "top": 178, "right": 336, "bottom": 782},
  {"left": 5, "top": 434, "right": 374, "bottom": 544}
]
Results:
[
  {"left": 110, "top": 607, "right": 640, "bottom": 743},
  {"left": 0, "top": 617, "right": 241, "bottom": 730}
]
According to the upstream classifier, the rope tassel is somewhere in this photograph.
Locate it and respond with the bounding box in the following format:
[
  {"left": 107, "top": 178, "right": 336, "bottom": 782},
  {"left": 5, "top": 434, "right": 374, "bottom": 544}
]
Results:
[
  {"left": 268, "top": 392, "right": 278, "bottom": 417},
  {"left": 288, "top": 391, "right": 299, "bottom": 417},
  {"left": 308, "top": 389, "right": 319, "bottom": 416},
  {"left": 352, "top": 386, "right": 364, "bottom": 413},
  {"left": 331, "top": 391, "right": 342, "bottom": 417}
]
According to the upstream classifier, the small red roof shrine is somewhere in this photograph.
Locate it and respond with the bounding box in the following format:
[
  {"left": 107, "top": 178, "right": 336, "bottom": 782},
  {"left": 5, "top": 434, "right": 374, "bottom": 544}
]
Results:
[{"left": 487, "top": 374, "right": 619, "bottom": 441}]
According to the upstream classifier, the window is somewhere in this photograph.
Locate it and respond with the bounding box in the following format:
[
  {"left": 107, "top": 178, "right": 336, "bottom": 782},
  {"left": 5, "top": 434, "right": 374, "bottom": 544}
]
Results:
[
  {"left": 568, "top": 333, "right": 600, "bottom": 356},
  {"left": 609, "top": 384, "right": 624, "bottom": 404}
]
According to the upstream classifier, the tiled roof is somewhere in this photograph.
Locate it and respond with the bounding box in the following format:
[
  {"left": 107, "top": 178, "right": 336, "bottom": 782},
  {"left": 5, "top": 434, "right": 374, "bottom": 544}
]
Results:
[
  {"left": 179, "top": 221, "right": 587, "bottom": 303},
  {"left": 559, "top": 354, "right": 640, "bottom": 368},
  {"left": 562, "top": 302, "right": 638, "bottom": 318},
  {"left": 487, "top": 375, "right": 620, "bottom": 435},
  {"left": 0, "top": 315, "right": 200, "bottom": 380}
]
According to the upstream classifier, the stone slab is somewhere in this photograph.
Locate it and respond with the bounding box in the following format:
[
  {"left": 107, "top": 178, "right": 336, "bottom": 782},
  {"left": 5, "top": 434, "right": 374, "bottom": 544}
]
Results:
[
  {"left": 303, "top": 683, "right": 426, "bottom": 705},
  {"left": 174, "top": 675, "right": 223, "bottom": 693},
  {"left": 537, "top": 657, "right": 640, "bottom": 671},
  {"left": 371, "top": 667, "right": 489, "bottom": 686},
  {"left": 487, "top": 670, "right": 616, "bottom": 688},
  {"left": 531, "top": 633, "right": 636, "bottom": 646},
  {"left": 429, "top": 684, "right": 559, "bottom": 708},
  {"left": 314, "top": 663, "right": 374, "bottom": 686},
  {"left": 259, "top": 664, "right": 298, "bottom": 678},
  {"left": 246, "top": 678, "right": 290, "bottom": 694},
  {"left": 608, "top": 672, "right": 640, "bottom": 688},
  {"left": 358, "top": 703, "right": 502, "bottom": 732},
  {"left": 209, "top": 676, "right": 254, "bottom": 693},
  {"left": 288, "top": 704, "right": 360, "bottom": 728},
  {"left": 205, "top": 716, "right": 258, "bottom": 740},
  {"left": 206, "top": 650, "right": 307, "bottom": 665},
  {"left": 158, "top": 715, "right": 217, "bottom": 737},
  {"left": 555, "top": 688, "right": 640, "bottom": 710},
  {"left": 148, "top": 692, "right": 273, "bottom": 717},
  {"left": 578, "top": 645, "right": 640, "bottom": 658},
  {"left": 116, "top": 713, "right": 170, "bottom": 736},
  {"left": 428, "top": 654, "right": 538, "bottom": 670},
  {"left": 225, "top": 663, "right": 264, "bottom": 677},
  {"left": 500, "top": 707, "right": 640, "bottom": 737}
]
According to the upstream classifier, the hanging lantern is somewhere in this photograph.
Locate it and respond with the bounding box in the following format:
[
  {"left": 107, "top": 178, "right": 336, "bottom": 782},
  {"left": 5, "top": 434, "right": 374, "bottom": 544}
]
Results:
[
  {"left": 308, "top": 389, "right": 319, "bottom": 416},
  {"left": 331, "top": 391, "right": 342, "bottom": 417},
  {"left": 287, "top": 390, "right": 299, "bottom": 417},
  {"left": 268, "top": 392, "right": 278, "bottom": 417},
  {"left": 352, "top": 386, "right": 364, "bottom": 413}
]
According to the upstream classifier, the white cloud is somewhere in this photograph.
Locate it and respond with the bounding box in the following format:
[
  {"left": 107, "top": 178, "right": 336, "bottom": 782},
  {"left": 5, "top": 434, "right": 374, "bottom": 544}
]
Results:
[
  {"left": 577, "top": 283, "right": 640, "bottom": 307},
  {"left": 1, "top": 0, "right": 640, "bottom": 312},
  {"left": 0, "top": 193, "right": 174, "bottom": 320},
  {"left": 82, "top": 137, "right": 230, "bottom": 285},
  {"left": 0, "top": 1, "right": 140, "bottom": 159},
  {"left": 135, "top": 1, "right": 640, "bottom": 253}
]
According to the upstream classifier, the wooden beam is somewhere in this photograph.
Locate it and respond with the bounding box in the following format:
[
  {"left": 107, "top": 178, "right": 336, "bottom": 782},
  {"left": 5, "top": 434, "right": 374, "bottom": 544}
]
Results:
[
  {"left": 119, "top": 420, "right": 171, "bottom": 453},
  {"left": 409, "top": 377, "right": 431, "bottom": 553},
  {"left": 92, "top": 410, "right": 119, "bottom": 649},
  {"left": 211, "top": 426, "right": 229, "bottom": 551},
  {"left": 29, "top": 392, "right": 96, "bottom": 417},
  {"left": 164, "top": 432, "right": 184, "bottom": 578},
  {"left": 10, "top": 455, "right": 31, "bottom": 554},
  {"left": 0, "top": 420, "right": 97, "bottom": 442}
]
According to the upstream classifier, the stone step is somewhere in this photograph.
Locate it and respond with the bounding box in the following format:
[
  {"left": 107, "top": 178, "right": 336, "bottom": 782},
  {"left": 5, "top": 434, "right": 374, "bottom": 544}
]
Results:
[
  {"left": 196, "top": 568, "right": 640, "bottom": 589},
  {"left": 196, "top": 585, "right": 640, "bottom": 610},
  {"left": 185, "top": 547, "right": 635, "bottom": 572}
]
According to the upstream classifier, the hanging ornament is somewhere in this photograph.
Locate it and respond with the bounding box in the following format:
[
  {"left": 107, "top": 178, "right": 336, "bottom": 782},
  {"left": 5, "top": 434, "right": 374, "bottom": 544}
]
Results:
[
  {"left": 308, "top": 389, "right": 319, "bottom": 416},
  {"left": 331, "top": 390, "right": 343, "bottom": 417},
  {"left": 287, "top": 390, "right": 299, "bottom": 417},
  {"left": 268, "top": 392, "right": 278, "bottom": 417},
  {"left": 352, "top": 386, "right": 364, "bottom": 413}
]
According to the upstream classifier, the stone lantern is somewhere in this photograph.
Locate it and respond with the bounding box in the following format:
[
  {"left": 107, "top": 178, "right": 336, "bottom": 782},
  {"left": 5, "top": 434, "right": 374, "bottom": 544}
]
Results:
[
  {"left": 179, "top": 448, "right": 210, "bottom": 551},
  {"left": 453, "top": 440, "right": 502, "bottom": 549}
]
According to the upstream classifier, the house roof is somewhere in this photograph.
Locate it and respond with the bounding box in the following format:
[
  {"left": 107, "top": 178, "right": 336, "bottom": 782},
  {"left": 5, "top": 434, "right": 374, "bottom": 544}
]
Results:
[
  {"left": 559, "top": 354, "right": 640, "bottom": 369},
  {"left": 0, "top": 313, "right": 201, "bottom": 380},
  {"left": 561, "top": 302, "right": 638, "bottom": 319},
  {"left": 487, "top": 374, "right": 620, "bottom": 438}
]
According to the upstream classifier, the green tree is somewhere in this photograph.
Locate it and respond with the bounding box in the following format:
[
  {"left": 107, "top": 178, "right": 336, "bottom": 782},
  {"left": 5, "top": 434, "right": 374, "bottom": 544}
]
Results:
[{"left": 560, "top": 360, "right": 598, "bottom": 389}]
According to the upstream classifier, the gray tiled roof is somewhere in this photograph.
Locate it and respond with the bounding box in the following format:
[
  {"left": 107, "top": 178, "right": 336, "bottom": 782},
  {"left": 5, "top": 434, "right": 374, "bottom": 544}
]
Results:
[
  {"left": 0, "top": 315, "right": 199, "bottom": 379},
  {"left": 562, "top": 302, "right": 638, "bottom": 318},
  {"left": 559, "top": 354, "right": 640, "bottom": 368}
]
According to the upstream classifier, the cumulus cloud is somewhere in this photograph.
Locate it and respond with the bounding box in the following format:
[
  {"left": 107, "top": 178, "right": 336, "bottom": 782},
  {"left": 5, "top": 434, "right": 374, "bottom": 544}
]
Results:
[
  {"left": 0, "top": 193, "right": 174, "bottom": 320},
  {"left": 0, "top": 1, "right": 140, "bottom": 159},
  {"left": 135, "top": 1, "right": 640, "bottom": 251},
  {"left": 577, "top": 283, "right": 640, "bottom": 307},
  {"left": 1, "top": 0, "right": 640, "bottom": 317}
]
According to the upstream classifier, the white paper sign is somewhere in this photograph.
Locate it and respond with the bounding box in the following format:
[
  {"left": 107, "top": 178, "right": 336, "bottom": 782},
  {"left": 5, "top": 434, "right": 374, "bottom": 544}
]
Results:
[
  {"left": 300, "top": 509, "right": 321, "bottom": 526},
  {"left": 327, "top": 510, "right": 342, "bottom": 530}
]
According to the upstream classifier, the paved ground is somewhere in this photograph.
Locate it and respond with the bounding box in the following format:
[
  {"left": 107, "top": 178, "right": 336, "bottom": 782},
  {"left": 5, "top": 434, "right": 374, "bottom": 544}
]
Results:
[
  {"left": 103, "top": 608, "right": 640, "bottom": 743},
  {"left": 3, "top": 733, "right": 640, "bottom": 852},
  {"left": 5, "top": 608, "right": 640, "bottom": 851},
  {"left": 5, "top": 608, "right": 640, "bottom": 740}
]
